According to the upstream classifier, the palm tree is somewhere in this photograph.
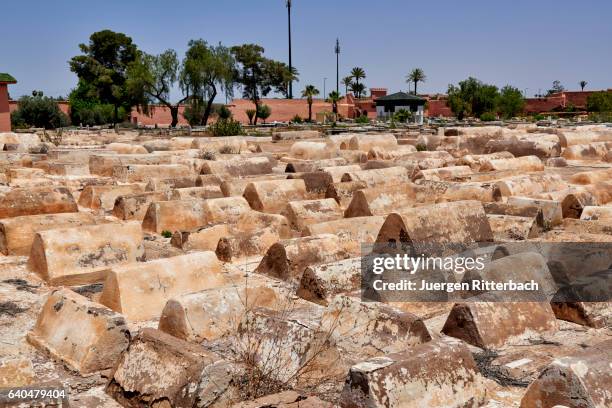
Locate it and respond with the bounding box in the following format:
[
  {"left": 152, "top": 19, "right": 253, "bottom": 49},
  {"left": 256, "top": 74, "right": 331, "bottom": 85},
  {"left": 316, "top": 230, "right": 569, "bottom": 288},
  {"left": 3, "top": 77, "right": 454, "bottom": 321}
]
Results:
[
  {"left": 350, "top": 67, "right": 366, "bottom": 98},
  {"left": 301, "top": 85, "right": 320, "bottom": 122},
  {"left": 349, "top": 82, "right": 366, "bottom": 99},
  {"left": 580, "top": 80, "right": 588, "bottom": 91},
  {"left": 327, "top": 91, "right": 341, "bottom": 115},
  {"left": 407, "top": 68, "right": 426, "bottom": 95},
  {"left": 342, "top": 76, "right": 353, "bottom": 96}
]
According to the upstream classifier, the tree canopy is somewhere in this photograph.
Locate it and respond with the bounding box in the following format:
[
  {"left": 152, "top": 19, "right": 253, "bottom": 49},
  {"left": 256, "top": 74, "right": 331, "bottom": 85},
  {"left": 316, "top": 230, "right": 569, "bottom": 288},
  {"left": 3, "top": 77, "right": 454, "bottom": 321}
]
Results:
[
  {"left": 496, "top": 86, "right": 525, "bottom": 119},
  {"left": 181, "top": 40, "right": 236, "bottom": 126},
  {"left": 447, "top": 77, "right": 500, "bottom": 119},
  {"left": 126, "top": 49, "right": 187, "bottom": 127},
  {"left": 230, "top": 44, "right": 295, "bottom": 124},
  {"left": 69, "top": 30, "right": 140, "bottom": 123}
]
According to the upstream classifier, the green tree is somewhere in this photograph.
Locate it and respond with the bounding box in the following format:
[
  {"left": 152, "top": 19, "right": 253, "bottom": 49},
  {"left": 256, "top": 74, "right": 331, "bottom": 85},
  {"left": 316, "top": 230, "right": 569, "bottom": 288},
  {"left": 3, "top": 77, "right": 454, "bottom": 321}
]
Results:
[
  {"left": 350, "top": 67, "right": 366, "bottom": 98},
  {"left": 126, "top": 49, "right": 188, "bottom": 127},
  {"left": 301, "top": 85, "right": 320, "bottom": 122},
  {"left": 181, "top": 40, "right": 236, "bottom": 126},
  {"left": 326, "top": 91, "right": 341, "bottom": 115},
  {"left": 342, "top": 76, "right": 353, "bottom": 96},
  {"left": 11, "top": 92, "right": 70, "bottom": 129},
  {"left": 231, "top": 44, "right": 294, "bottom": 124},
  {"left": 580, "top": 80, "right": 588, "bottom": 91},
  {"left": 349, "top": 82, "right": 366, "bottom": 99},
  {"left": 268, "top": 63, "right": 299, "bottom": 98},
  {"left": 497, "top": 85, "right": 525, "bottom": 119},
  {"left": 407, "top": 68, "right": 426, "bottom": 95},
  {"left": 586, "top": 91, "right": 612, "bottom": 112},
  {"left": 546, "top": 80, "right": 565, "bottom": 96},
  {"left": 446, "top": 77, "right": 499, "bottom": 119},
  {"left": 182, "top": 97, "right": 205, "bottom": 126},
  {"left": 69, "top": 30, "right": 140, "bottom": 124},
  {"left": 256, "top": 104, "right": 271, "bottom": 123}
]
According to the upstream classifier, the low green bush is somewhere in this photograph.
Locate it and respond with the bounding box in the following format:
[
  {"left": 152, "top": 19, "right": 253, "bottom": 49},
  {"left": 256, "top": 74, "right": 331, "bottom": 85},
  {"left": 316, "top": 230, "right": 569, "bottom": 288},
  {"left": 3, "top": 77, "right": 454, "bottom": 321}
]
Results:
[
  {"left": 208, "top": 118, "right": 245, "bottom": 136},
  {"left": 355, "top": 115, "right": 369, "bottom": 124},
  {"left": 480, "top": 112, "right": 496, "bottom": 122}
]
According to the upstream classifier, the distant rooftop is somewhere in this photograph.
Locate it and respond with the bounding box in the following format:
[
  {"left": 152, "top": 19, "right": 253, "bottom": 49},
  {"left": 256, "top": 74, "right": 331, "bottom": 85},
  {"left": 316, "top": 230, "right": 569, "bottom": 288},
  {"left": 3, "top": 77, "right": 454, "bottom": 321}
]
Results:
[
  {"left": 375, "top": 91, "right": 426, "bottom": 102},
  {"left": 0, "top": 73, "right": 17, "bottom": 83}
]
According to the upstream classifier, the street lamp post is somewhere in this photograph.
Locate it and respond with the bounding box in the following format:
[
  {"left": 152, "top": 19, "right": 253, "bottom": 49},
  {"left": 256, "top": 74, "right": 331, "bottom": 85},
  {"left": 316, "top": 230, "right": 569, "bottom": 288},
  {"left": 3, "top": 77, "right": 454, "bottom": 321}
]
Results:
[
  {"left": 323, "top": 77, "right": 327, "bottom": 99},
  {"left": 286, "top": 0, "right": 293, "bottom": 99},
  {"left": 335, "top": 38, "right": 340, "bottom": 94}
]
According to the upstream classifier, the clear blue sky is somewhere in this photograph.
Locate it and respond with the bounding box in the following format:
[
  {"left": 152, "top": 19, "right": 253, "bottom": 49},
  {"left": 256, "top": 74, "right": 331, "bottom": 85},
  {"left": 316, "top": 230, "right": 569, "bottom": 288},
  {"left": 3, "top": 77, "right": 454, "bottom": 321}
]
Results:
[{"left": 1, "top": 0, "right": 610, "bottom": 101}]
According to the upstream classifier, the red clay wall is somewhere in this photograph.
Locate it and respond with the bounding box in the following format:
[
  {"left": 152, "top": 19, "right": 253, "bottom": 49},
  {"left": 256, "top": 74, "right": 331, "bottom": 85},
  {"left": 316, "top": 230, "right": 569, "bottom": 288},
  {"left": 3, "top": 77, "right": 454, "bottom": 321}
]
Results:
[
  {"left": 0, "top": 85, "right": 11, "bottom": 131},
  {"left": 426, "top": 99, "right": 453, "bottom": 117},
  {"left": 130, "top": 105, "right": 189, "bottom": 126},
  {"left": 130, "top": 99, "right": 339, "bottom": 126},
  {"left": 229, "top": 98, "right": 337, "bottom": 123}
]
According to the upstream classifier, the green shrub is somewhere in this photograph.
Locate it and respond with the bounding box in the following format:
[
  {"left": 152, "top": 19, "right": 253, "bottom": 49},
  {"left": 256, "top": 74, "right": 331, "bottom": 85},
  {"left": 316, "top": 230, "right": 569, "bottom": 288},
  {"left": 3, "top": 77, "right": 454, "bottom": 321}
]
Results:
[
  {"left": 533, "top": 113, "right": 545, "bottom": 121},
  {"left": 245, "top": 109, "right": 256, "bottom": 125},
  {"left": 355, "top": 115, "right": 370, "bottom": 124},
  {"left": 588, "top": 112, "right": 612, "bottom": 122},
  {"left": 209, "top": 118, "right": 245, "bottom": 136},
  {"left": 480, "top": 112, "right": 496, "bottom": 122},
  {"left": 11, "top": 93, "right": 70, "bottom": 129},
  {"left": 416, "top": 143, "right": 427, "bottom": 151},
  {"left": 161, "top": 230, "right": 172, "bottom": 238},
  {"left": 216, "top": 105, "right": 232, "bottom": 120},
  {"left": 586, "top": 91, "right": 612, "bottom": 112},
  {"left": 256, "top": 104, "right": 271, "bottom": 123},
  {"left": 393, "top": 109, "right": 413, "bottom": 123},
  {"left": 72, "top": 103, "right": 120, "bottom": 126},
  {"left": 291, "top": 114, "right": 303, "bottom": 124}
]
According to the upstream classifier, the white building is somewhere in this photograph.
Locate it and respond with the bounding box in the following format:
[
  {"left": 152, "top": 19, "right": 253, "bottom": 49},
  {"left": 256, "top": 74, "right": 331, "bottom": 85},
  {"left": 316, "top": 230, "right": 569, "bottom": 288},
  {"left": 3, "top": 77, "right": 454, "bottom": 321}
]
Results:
[{"left": 375, "top": 91, "right": 426, "bottom": 124}]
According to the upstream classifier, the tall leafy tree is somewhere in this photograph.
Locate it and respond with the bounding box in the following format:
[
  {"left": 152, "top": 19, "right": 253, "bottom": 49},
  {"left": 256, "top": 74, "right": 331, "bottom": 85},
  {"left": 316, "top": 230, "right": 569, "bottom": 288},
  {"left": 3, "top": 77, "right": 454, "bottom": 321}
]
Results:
[
  {"left": 326, "top": 90, "right": 341, "bottom": 115},
  {"left": 580, "top": 80, "right": 588, "bottom": 91},
  {"left": 350, "top": 67, "right": 366, "bottom": 98},
  {"left": 181, "top": 40, "right": 236, "bottom": 126},
  {"left": 496, "top": 85, "right": 525, "bottom": 119},
  {"left": 126, "top": 49, "right": 187, "bottom": 127},
  {"left": 447, "top": 77, "right": 500, "bottom": 119},
  {"left": 407, "top": 68, "right": 426, "bottom": 94},
  {"left": 231, "top": 44, "right": 294, "bottom": 124},
  {"left": 69, "top": 30, "right": 139, "bottom": 124},
  {"left": 301, "top": 85, "right": 319, "bottom": 122}
]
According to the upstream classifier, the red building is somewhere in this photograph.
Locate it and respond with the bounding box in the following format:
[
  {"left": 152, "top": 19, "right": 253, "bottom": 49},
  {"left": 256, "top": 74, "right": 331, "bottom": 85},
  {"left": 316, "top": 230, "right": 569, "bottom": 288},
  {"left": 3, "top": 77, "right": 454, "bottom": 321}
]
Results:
[{"left": 0, "top": 73, "right": 17, "bottom": 132}]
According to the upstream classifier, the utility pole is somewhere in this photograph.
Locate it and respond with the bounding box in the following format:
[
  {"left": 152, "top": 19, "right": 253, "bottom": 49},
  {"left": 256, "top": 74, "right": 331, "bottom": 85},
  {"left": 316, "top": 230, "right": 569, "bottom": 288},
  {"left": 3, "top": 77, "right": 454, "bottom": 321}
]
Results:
[
  {"left": 335, "top": 38, "right": 340, "bottom": 94},
  {"left": 286, "top": 0, "right": 293, "bottom": 99}
]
